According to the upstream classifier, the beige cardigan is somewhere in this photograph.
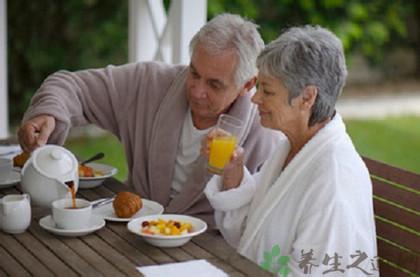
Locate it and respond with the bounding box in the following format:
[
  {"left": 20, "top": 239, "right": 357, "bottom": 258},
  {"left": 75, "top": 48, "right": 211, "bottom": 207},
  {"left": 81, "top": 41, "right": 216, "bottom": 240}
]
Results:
[{"left": 23, "top": 62, "right": 281, "bottom": 227}]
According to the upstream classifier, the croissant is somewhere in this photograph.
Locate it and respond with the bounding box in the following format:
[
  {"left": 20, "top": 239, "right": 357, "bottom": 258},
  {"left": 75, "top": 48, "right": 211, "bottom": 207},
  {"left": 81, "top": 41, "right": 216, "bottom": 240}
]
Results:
[
  {"left": 113, "top": 191, "right": 143, "bottom": 218},
  {"left": 13, "top": 152, "right": 30, "bottom": 168}
]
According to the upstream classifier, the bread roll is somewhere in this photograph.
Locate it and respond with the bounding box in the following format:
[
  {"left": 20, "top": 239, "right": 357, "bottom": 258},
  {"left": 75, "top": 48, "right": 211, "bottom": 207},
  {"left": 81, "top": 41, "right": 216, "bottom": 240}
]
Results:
[
  {"left": 13, "top": 152, "right": 30, "bottom": 168},
  {"left": 113, "top": 191, "right": 142, "bottom": 218}
]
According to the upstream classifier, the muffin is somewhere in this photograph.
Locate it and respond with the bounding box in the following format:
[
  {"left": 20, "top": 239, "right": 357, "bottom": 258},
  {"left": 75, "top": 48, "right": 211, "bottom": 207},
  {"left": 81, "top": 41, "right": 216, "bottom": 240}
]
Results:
[{"left": 113, "top": 191, "right": 143, "bottom": 218}]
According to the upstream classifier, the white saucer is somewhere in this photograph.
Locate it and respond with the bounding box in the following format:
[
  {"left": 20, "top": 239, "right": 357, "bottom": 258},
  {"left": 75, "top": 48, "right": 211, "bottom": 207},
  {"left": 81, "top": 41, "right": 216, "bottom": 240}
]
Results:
[
  {"left": 0, "top": 171, "right": 21, "bottom": 189},
  {"left": 39, "top": 215, "right": 105, "bottom": 236},
  {"left": 93, "top": 199, "right": 164, "bottom": 222}
]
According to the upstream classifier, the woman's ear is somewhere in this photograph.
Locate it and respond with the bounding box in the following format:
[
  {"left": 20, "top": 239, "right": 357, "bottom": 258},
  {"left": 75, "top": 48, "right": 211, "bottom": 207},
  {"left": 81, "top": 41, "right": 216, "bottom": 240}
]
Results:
[
  {"left": 301, "top": 85, "right": 318, "bottom": 110},
  {"left": 239, "top": 77, "right": 257, "bottom": 96}
]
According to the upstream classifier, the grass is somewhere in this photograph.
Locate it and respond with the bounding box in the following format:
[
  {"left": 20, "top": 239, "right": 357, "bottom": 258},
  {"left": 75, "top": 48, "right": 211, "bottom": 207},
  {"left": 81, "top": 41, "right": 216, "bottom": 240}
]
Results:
[
  {"left": 64, "top": 134, "right": 127, "bottom": 181},
  {"left": 345, "top": 116, "right": 420, "bottom": 174},
  {"left": 64, "top": 116, "right": 420, "bottom": 182}
]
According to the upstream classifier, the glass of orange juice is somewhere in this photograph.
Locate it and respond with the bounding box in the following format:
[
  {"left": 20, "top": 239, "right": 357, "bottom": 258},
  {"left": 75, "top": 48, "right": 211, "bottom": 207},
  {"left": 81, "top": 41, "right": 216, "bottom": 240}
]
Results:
[{"left": 208, "top": 114, "right": 243, "bottom": 174}]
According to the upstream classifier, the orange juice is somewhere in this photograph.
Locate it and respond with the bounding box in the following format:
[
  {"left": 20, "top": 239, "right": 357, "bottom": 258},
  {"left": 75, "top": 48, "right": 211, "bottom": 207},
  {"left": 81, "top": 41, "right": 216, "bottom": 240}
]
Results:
[{"left": 208, "top": 136, "right": 237, "bottom": 174}]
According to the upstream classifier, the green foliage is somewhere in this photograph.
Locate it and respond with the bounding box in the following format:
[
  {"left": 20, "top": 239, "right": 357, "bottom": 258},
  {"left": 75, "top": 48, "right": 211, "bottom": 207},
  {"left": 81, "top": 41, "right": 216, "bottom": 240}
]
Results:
[
  {"left": 8, "top": 0, "right": 128, "bottom": 124},
  {"left": 208, "top": 0, "right": 413, "bottom": 65},
  {"left": 7, "top": 0, "right": 419, "bottom": 125}
]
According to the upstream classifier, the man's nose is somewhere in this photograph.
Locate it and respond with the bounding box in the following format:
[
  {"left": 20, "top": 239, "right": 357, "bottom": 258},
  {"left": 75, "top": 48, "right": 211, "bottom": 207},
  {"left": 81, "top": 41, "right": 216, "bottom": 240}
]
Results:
[{"left": 191, "top": 80, "right": 208, "bottom": 99}]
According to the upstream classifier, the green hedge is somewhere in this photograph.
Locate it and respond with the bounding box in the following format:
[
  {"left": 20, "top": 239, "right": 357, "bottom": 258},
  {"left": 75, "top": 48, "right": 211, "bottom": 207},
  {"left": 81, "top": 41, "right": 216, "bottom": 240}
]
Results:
[{"left": 8, "top": 0, "right": 419, "bottom": 124}]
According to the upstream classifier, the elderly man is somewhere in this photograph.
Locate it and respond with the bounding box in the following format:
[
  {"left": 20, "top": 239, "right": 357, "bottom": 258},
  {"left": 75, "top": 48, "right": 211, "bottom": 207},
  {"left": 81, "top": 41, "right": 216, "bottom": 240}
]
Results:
[{"left": 17, "top": 14, "right": 281, "bottom": 226}]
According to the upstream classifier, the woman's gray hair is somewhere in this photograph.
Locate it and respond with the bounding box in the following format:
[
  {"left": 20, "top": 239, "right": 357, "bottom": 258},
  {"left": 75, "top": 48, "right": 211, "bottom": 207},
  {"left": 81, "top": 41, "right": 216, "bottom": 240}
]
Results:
[
  {"left": 257, "top": 25, "right": 348, "bottom": 126},
  {"left": 189, "top": 13, "right": 264, "bottom": 88}
]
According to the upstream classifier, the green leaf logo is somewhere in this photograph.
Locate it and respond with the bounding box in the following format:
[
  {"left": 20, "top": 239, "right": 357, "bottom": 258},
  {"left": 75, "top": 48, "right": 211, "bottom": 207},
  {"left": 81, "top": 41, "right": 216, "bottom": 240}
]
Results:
[
  {"left": 259, "top": 245, "right": 291, "bottom": 276},
  {"left": 271, "top": 245, "right": 280, "bottom": 256}
]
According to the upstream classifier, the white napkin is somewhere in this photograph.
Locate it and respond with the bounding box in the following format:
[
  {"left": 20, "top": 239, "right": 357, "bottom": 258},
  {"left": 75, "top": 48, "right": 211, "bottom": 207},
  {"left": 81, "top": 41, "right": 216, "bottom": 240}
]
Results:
[
  {"left": 137, "top": 259, "right": 228, "bottom": 277},
  {"left": 0, "top": 145, "right": 22, "bottom": 159}
]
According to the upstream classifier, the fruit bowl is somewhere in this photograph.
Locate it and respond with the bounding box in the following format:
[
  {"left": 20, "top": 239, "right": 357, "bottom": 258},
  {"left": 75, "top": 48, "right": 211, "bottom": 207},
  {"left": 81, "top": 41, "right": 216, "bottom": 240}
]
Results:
[{"left": 127, "top": 214, "right": 207, "bottom": 248}]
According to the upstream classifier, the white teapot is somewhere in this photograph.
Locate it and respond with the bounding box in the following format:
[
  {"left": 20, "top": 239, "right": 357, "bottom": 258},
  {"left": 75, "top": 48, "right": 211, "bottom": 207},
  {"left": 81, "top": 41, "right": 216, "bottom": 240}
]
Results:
[{"left": 21, "top": 145, "right": 79, "bottom": 207}]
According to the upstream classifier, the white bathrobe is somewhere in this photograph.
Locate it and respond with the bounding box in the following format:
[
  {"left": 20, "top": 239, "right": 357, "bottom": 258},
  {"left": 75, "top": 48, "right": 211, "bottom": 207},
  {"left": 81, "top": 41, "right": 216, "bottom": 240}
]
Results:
[{"left": 205, "top": 114, "right": 378, "bottom": 276}]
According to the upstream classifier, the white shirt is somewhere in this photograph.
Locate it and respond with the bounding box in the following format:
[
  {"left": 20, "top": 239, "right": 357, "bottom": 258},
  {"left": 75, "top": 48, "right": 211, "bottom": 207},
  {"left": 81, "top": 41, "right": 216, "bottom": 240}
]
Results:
[{"left": 170, "top": 111, "right": 211, "bottom": 197}]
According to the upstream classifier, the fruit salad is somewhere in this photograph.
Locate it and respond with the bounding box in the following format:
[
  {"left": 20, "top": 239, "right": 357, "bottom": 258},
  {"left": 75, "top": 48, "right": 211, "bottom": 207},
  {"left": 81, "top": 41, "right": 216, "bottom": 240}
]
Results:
[{"left": 141, "top": 219, "right": 193, "bottom": 236}]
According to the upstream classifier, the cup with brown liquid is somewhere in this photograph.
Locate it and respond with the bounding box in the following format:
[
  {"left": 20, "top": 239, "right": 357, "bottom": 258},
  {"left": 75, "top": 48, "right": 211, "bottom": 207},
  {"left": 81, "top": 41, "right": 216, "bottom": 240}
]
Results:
[{"left": 52, "top": 198, "right": 92, "bottom": 230}]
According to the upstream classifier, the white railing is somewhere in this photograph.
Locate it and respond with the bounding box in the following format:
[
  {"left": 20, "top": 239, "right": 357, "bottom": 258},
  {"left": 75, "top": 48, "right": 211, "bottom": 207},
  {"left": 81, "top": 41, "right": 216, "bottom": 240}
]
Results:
[
  {"left": 0, "top": 0, "right": 8, "bottom": 139},
  {"left": 129, "top": 0, "right": 207, "bottom": 64}
]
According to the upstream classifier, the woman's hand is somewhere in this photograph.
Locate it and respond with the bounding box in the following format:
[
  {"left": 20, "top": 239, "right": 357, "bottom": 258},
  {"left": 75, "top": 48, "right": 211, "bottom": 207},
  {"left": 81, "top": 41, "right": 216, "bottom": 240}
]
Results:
[
  {"left": 221, "top": 146, "right": 244, "bottom": 190},
  {"left": 201, "top": 128, "right": 245, "bottom": 190}
]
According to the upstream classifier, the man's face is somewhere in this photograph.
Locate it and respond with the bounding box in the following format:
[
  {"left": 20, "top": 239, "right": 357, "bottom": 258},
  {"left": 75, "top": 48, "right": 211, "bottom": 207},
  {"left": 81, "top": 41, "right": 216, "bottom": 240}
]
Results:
[{"left": 186, "top": 44, "right": 245, "bottom": 127}]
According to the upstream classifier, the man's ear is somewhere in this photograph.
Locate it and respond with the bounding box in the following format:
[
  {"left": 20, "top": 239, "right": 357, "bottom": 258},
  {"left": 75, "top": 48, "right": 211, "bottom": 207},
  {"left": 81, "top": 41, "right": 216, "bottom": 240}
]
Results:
[
  {"left": 301, "top": 85, "right": 318, "bottom": 110},
  {"left": 239, "top": 77, "right": 257, "bottom": 96}
]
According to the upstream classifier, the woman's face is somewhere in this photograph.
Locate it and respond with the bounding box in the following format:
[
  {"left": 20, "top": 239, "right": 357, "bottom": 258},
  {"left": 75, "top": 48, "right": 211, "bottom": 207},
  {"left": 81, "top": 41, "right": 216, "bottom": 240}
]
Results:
[{"left": 252, "top": 73, "right": 304, "bottom": 133}]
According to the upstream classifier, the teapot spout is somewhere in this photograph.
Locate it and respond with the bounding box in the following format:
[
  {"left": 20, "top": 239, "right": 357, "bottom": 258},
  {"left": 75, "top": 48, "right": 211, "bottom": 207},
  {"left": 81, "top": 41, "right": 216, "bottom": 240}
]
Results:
[
  {"left": 64, "top": 180, "right": 75, "bottom": 187},
  {"left": 52, "top": 178, "right": 71, "bottom": 194},
  {"left": 54, "top": 179, "right": 75, "bottom": 189},
  {"left": 64, "top": 180, "right": 77, "bottom": 198}
]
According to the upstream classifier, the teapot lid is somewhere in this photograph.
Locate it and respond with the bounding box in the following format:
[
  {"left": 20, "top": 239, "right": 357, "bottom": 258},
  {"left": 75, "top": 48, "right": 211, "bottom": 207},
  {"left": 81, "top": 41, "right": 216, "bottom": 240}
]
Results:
[{"left": 32, "top": 145, "right": 78, "bottom": 179}]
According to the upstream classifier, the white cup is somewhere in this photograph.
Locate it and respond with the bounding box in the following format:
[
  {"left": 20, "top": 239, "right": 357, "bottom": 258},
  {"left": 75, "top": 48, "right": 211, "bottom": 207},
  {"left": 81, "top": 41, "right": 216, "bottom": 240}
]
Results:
[
  {"left": 0, "top": 158, "right": 12, "bottom": 183},
  {"left": 0, "top": 194, "right": 31, "bottom": 234},
  {"left": 52, "top": 198, "right": 92, "bottom": 230}
]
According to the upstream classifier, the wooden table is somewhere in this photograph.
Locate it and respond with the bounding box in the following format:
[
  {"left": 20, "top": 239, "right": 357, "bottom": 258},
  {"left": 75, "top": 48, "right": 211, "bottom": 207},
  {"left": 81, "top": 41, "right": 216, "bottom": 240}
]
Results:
[{"left": 0, "top": 178, "right": 272, "bottom": 276}]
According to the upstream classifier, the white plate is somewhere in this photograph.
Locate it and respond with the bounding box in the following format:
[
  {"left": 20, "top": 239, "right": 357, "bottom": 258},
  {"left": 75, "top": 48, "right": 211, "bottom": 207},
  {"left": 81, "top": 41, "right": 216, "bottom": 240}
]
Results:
[
  {"left": 0, "top": 145, "right": 22, "bottom": 159},
  {"left": 0, "top": 171, "right": 21, "bottom": 189},
  {"left": 39, "top": 215, "right": 105, "bottom": 237},
  {"left": 79, "top": 162, "right": 118, "bottom": 189},
  {"left": 127, "top": 214, "right": 207, "bottom": 248},
  {"left": 93, "top": 199, "right": 164, "bottom": 222}
]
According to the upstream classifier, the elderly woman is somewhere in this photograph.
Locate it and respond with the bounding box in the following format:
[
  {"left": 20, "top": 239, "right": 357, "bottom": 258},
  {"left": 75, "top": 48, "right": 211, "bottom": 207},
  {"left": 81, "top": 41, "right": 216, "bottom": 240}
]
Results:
[{"left": 203, "top": 26, "right": 378, "bottom": 276}]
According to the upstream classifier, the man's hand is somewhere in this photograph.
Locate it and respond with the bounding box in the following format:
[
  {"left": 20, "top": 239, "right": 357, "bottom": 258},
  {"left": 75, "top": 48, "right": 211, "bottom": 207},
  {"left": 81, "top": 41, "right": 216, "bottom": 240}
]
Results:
[{"left": 17, "top": 115, "right": 56, "bottom": 153}]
